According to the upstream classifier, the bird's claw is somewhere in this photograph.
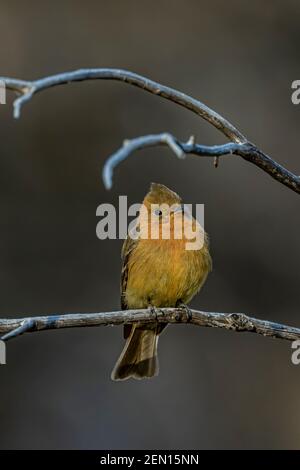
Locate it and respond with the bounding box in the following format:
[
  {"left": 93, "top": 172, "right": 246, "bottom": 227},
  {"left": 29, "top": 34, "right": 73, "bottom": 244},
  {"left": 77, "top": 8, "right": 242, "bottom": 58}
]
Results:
[
  {"left": 148, "top": 305, "right": 158, "bottom": 321},
  {"left": 177, "top": 303, "right": 193, "bottom": 322}
]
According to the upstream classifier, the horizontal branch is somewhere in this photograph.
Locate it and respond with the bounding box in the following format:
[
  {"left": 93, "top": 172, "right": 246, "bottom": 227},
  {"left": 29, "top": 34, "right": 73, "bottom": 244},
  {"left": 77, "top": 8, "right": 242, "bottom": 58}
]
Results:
[
  {"left": 1, "top": 308, "right": 300, "bottom": 343},
  {"left": 1, "top": 68, "right": 299, "bottom": 195}
]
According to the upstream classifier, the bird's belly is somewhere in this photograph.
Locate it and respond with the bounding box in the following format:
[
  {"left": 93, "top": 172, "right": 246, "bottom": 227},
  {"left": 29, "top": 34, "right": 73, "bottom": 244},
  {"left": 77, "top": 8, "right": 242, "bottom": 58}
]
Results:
[{"left": 124, "top": 240, "right": 210, "bottom": 309}]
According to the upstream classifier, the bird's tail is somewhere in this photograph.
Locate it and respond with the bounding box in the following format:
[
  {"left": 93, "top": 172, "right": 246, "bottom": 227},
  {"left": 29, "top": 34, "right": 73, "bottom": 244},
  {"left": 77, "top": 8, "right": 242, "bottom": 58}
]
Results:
[{"left": 111, "top": 324, "right": 159, "bottom": 381}]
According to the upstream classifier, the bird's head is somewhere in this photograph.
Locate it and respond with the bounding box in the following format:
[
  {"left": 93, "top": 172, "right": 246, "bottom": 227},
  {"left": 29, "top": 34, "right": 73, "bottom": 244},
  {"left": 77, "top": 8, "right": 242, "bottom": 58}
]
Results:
[{"left": 137, "top": 183, "right": 194, "bottom": 242}]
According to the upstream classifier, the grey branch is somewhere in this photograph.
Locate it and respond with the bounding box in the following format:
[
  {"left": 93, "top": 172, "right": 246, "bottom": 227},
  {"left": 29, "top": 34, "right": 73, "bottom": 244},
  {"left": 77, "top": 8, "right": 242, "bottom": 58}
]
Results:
[
  {"left": 0, "top": 68, "right": 299, "bottom": 194},
  {"left": 102, "top": 133, "right": 300, "bottom": 193},
  {"left": 0, "top": 69, "right": 245, "bottom": 141},
  {"left": 1, "top": 308, "right": 300, "bottom": 343}
]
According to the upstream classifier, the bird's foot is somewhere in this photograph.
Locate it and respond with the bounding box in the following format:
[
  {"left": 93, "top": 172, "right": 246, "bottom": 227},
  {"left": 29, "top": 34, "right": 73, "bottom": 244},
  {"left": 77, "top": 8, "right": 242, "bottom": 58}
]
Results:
[
  {"left": 177, "top": 303, "right": 193, "bottom": 322},
  {"left": 148, "top": 305, "right": 158, "bottom": 321}
]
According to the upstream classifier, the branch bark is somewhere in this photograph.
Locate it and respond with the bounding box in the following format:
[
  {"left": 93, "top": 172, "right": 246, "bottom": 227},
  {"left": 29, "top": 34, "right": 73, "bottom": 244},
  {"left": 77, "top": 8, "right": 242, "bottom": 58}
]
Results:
[
  {"left": 1, "top": 68, "right": 299, "bottom": 194},
  {"left": 1, "top": 308, "right": 300, "bottom": 343}
]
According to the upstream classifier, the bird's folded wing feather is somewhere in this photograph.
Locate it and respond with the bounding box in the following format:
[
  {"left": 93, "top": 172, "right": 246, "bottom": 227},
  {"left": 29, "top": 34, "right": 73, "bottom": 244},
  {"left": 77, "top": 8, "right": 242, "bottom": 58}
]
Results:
[{"left": 121, "top": 234, "right": 138, "bottom": 338}]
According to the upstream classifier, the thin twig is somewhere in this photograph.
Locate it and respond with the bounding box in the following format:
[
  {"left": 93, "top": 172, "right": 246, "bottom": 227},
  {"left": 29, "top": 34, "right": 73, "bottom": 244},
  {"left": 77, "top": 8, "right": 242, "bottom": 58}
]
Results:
[
  {"left": 1, "top": 68, "right": 299, "bottom": 194},
  {"left": 0, "top": 308, "right": 300, "bottom": 343}
]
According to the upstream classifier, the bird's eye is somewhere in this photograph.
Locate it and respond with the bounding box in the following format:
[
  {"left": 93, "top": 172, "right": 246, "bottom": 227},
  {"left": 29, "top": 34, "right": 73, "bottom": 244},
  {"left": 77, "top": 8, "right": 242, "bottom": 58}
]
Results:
[{"left": 154, "top": 209, "right": 163, "bottom": 217}]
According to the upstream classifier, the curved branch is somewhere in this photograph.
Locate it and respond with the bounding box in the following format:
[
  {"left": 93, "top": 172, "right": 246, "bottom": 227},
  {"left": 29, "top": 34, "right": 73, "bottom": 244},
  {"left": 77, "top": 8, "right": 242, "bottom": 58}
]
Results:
[
  {"left": 1, "top": 308, "right": 300, "bottom": 343},
  {"left": 0, "top": 68, "right": 245, "bottom": 141},
  {"left": 102, "top": 133, "right": 300, "bottom": 193},
  {"left": 1, "top": 68, "right": 299, "bottom": 194}
]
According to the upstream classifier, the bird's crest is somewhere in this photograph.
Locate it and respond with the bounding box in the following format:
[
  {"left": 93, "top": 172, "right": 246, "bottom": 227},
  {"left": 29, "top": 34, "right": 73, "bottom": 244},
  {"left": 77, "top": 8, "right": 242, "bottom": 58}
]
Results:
[{"left": 144, "top": 183, "right": 181, "bottom": 207}]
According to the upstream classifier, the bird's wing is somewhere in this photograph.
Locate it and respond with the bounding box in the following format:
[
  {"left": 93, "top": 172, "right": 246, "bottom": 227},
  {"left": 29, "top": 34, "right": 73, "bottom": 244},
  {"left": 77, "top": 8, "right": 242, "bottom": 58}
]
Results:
[{"left": 121, "top": 234, "right": 138, "bottom": 338}]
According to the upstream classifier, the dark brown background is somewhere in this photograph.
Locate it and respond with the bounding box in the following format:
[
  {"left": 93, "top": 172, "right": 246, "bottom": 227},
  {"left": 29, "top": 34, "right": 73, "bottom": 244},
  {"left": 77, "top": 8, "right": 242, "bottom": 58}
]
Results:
[{"left": 0, "top": 0, "right": 299, "bottom": 450}]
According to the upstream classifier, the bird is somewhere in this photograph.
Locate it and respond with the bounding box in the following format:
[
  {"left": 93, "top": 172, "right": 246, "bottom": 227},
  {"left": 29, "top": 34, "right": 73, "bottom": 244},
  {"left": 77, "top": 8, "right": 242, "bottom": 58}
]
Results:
[{"left": 111, "top": 183, "right": 212, "bottom": 381}]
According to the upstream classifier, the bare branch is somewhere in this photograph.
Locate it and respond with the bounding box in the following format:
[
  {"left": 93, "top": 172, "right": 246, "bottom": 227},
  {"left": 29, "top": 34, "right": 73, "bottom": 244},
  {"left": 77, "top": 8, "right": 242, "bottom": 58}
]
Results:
[
  {"left": 103, "top": 133, "right": 300, "bottom": 193},
  {"left": 0, "top": 69, "right": 245, "bottom": 141},
  {"left": 0, "top": 308, "right": 300, "bottom": 343},
  {"left": 1, "top": 68, "right": 299, "bottom": 194},
  {"left": 103, "top": 133, "right": 239, "bottom": 189},
  {"left": 103, "top": 133, "right": 187, "bottom": 189}
]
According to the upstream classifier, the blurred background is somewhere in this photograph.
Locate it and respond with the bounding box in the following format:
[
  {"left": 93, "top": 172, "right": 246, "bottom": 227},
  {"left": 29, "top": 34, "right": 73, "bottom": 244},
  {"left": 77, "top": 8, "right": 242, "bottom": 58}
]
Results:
[{"left": 0, "top": 0, "right": 299, "bottom": 450}]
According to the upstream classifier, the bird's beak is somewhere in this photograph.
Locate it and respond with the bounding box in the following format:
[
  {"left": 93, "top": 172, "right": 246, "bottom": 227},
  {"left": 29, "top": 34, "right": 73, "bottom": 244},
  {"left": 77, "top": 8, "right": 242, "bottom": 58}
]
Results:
[
  {"left": 172, "top": 204, "right": 192, "bottom": 219},
  {"left": 172, "top": 204, "right": 185, "bottom": 214}
]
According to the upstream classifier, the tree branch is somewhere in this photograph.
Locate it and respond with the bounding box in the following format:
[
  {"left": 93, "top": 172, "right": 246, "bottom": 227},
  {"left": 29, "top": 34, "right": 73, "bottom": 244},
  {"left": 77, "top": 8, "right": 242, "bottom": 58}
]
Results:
[
  {"left": 102, "top": 133, "right": 300, "bottom": 193},
  {"left": 0, "top": 69, "right": 245, "bottom": 141},
  {"left": 1, "top": 68, "right": 299, "bottom": 194},
  {"left": 1, "top": 308, "right": 300, "bottom": 343}
]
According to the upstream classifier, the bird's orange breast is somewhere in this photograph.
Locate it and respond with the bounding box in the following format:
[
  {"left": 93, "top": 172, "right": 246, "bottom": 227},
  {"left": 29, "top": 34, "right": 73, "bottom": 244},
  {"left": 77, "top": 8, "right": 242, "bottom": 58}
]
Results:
[{"left": 124, "top": 236, "right": 211, "bottom": 309}]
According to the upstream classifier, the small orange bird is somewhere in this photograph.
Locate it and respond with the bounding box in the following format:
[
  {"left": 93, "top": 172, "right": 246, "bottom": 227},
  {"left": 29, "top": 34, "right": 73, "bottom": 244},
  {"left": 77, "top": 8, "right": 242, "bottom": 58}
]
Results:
[{"left": 111, "top": 183, "right": 212, "bottom": 381}]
